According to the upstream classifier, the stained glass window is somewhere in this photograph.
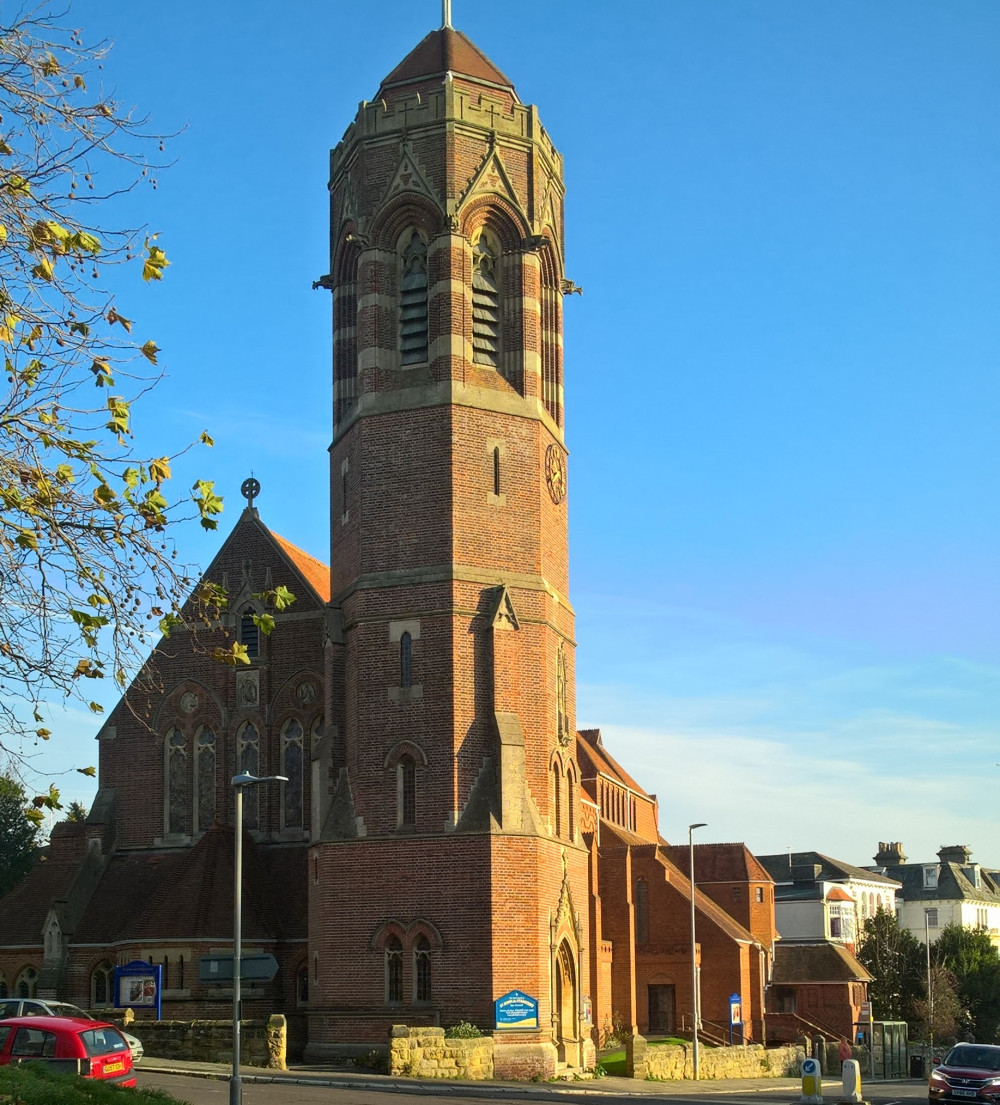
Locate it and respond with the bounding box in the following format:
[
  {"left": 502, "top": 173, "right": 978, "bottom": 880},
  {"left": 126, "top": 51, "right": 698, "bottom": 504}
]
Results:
[
  {"left": 196, "top": 727, "right": 216, "bottom": 831},
  {"left": 282, "top": 719, "right": 304, "bottom": 829},
  {"left": 167, "top": 728, "right": 187, "bottom": 835}
]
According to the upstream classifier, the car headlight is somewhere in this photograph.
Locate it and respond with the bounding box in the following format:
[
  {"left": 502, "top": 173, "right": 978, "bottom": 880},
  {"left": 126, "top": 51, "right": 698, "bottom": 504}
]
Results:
[
  {"left": 987, "top": 1078, "right": 1000, "bottom": 1087},
  {"left": 929, "top": 1071, "right": 947, "bottom": 1084}
]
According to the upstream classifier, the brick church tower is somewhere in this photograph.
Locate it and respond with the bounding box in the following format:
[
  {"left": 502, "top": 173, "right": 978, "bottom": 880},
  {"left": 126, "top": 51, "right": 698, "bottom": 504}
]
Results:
[{"left": 308, "top": 10, "right": 592, "bottom": 1075}]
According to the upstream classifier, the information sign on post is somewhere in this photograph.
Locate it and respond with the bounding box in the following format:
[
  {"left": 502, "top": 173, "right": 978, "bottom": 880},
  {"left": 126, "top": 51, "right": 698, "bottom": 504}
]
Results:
[{"left": 729, "top": 992, "right": 743, "bottom": 1045}]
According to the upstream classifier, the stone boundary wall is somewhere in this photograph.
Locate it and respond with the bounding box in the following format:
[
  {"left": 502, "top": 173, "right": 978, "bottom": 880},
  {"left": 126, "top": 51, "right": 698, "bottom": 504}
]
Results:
[
  {"left": 389, "top": 1025, "right": 493, "bottom": 1079},
  {"left": 639, "top": 1040, "right": 805, "bottom": 1081},
  {"left": 114, "top": 1015, "right": 286, "bottom": 1069}
]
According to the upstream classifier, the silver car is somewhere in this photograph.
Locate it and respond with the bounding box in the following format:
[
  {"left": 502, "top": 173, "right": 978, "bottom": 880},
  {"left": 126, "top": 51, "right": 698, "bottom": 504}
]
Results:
[{"left": 0, "top": 997, "right": 143, "bottom": 1062}]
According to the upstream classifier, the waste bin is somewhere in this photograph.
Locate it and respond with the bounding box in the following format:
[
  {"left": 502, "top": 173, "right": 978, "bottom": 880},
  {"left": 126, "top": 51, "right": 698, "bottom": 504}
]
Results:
[{"left": 910, "top": 1055, "right": 926, "bottom": 1078}]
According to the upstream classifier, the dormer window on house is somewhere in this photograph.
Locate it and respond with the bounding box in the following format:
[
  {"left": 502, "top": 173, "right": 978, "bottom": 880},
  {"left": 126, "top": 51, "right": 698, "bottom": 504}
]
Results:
[
  {"left": 399, "top": 231, "right": 428, "bottom": 365},
  {"left": 923, "top": 865, "right": 939, "bottom": 890}
]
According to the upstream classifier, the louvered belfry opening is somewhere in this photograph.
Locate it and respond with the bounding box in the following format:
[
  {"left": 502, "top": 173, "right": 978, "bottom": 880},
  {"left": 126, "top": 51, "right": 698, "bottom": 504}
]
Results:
[
  {"left": 472, "top": 232, "right": 500, "bottom": 366},
  {"left": 540, "top": 246, "right": 562, "bottom": 425},
  {"left": 399, "top": 231, "right": 428, "bottom": 365}
]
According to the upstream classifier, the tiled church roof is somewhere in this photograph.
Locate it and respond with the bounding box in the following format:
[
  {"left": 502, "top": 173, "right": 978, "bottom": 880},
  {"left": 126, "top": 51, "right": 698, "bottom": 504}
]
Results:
[
  {"left": 271, "top": 531, "right": 330, "bottom": 603},
  {"left": 664, "top": 843, "right": 774, "bottom": 885},
  {"left": 577, "top": 729, "right": 646, "bottom": 796}
]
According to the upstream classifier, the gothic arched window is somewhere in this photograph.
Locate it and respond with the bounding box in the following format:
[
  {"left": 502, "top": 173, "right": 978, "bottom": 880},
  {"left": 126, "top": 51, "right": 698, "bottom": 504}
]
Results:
[
  {"left": 540, "top": 242, "right": 562, "bottom": 426},
  {"left": 552, "top": 763, "right": 562, "bottom": 839},
  {"left": 166, "top": 728, "right": 187, "bottom": 836},
  {"left": 472, "top": 232, "right": 500, "bottom": 366},
  {"left": 282, "top": 719, "right": 304, "bottom": 829},
  {"left": 414, "top": 935, "right": 431, "bottom": 1003},
  {"left": 385, "top": 936, "right": 403, "bottom": 1003},
  {"left": 195, "top": 727, "right": 216, "bottom": 832},
  {"left": 16, "top": 966, "right": 37, "bottom": 998},
  {"left": 400, "top": 231, "right": 428, "bottom": 365},
  {"left": 398, "top": 754, "right": 416, "bottom": 828},
  {"left": 399, "top": 631, "right": 412, "bottom": 689},
  {"left": 566, "top": 762, "right": 576, "bottom": 842},
  {"left": 237, "top": 722, "right": 260, "bottom": 829}
]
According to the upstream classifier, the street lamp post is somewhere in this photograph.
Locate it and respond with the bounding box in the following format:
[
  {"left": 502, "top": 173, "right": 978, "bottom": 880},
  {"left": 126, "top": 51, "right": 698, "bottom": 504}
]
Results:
[
  {"left": 925, "top": 908, "right": 934, "bottom": 1058},
  {"left": 230, "top": 771, "right": 286, "bottom": 1105},
  {"left": 689, "top": 822, "right": 707, "bottom": 1080}
]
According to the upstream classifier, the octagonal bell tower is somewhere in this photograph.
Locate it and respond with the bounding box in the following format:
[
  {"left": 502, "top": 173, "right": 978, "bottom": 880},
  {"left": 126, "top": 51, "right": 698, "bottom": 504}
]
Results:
[{"left": 309, "top": 11, "right": 590, "bottom": 1076}]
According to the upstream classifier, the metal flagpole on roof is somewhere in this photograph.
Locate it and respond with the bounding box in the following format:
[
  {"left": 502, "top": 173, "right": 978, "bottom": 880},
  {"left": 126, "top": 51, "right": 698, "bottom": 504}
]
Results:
[{"left": 442, "top": 0, "right": 452, "bottom": 29}]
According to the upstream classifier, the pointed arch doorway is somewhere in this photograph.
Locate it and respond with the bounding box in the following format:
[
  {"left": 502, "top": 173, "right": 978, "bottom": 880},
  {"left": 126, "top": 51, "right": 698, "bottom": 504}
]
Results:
[{"left": 554, "top": 938, "right": 578, "bottom": 1065}]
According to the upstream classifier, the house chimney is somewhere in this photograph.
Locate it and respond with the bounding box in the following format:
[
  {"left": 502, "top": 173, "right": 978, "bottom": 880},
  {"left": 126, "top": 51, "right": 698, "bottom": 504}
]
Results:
[
  {"left": 874, "top": 841, "right": 906, "bottom": 866},
  {"left": 938, "top": 845, "right": 972, "bottom": 865}
]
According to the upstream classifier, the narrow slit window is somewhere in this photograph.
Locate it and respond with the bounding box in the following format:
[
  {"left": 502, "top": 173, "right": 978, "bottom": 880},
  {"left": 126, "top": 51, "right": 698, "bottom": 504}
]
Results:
[
  {"left": 493, "top": 446, "right": 501, "bottom": 497},
  {"left": 400, "top": 632, "right": 412, "bottom": 689},
  {"left": 400, "top": 232, "right": 428, "bottom": 365},
  {"left": 398, "top": 754, "right": 416, "bottom": 827},
  {"left": 472, "top": 234, "right": 500, "bottom": 366},
  {"left": 414, "top": 935, "right": 431, "bottom": 1003},
  {"left": 386, "top": 936, "right": 403, "bottom": 1003}
]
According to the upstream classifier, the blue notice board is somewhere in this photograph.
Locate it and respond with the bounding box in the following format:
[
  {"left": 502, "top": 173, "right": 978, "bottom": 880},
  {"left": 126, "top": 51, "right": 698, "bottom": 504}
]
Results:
[
  {"left": 495, "top": 989, "right": 539, "bottom": 1029},
  {"left": 114, "top": 961, "right": 163, "bottom": 1020}
]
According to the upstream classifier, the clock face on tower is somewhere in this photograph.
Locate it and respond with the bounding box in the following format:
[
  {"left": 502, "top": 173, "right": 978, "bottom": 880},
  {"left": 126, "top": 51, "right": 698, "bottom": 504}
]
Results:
[{"left": 545, "top": 444, "right": 567, "bottom": 504}]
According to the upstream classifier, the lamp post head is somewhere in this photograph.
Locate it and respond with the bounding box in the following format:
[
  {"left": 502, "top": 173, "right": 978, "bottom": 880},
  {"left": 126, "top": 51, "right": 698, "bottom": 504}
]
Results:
[
  {"left": 231, "top": 772, "right": 289, "bottom": 787},
  {"left": 689, "top": 822, "right": 707, "bottom": 833}
]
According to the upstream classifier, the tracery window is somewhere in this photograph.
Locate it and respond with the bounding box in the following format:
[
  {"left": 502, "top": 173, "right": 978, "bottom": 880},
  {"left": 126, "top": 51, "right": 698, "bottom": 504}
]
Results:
[
  {"left": 166, "top": 728, "right": 187, "bottom": 836},
  {"left": 472, "top": 232, "right": 500, "bottom": 366},
  {"left": 414, "top": 935, "right": 431, "bottom": 1003},
  {"left": 399, "top": 231, "right": 428, "bottom": 365},
  {"left": 398, "top": 754, "right": 416, "bottom": 828},
  {"left": 195, "top": 727, "right": 216, "bottom": 832},
  {"left": 385, "top": 936, "right": 403, "bottom": 1003},
  {"left": 237, "top": 722, "right": 260, "bottom": 828},
  {"left": 282, "top": 719, "right": 304, "bottom": 829}
]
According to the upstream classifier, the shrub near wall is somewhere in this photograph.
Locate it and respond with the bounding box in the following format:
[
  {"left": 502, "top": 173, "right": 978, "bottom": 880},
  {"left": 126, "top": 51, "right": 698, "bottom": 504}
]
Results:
[
  {"left": 644, "top": 1043, "right": 804, "bottom": 1081},
  {"left": 389, "top": 1025, "right": 493, "bottom": 1079}
]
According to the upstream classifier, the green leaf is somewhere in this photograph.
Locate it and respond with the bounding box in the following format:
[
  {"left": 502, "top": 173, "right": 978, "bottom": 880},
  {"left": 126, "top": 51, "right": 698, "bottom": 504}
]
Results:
[
  {"left": 140, "top": 339, "right": 159, "bottom": 364},
  {"left": 252, "top": 612, "right": 276, "bottom": 636},
  {"left": 192, "top": 479, "right": 224, "bottom": 530},
  {"left": 200, "top": 430, "right": 215, "bottom": 447},
  {"left": 77, "top": 766, "right": 97, "bottom": 777},
  {"left": 142, "top": 239, "right": 170, "bottom": 282}
]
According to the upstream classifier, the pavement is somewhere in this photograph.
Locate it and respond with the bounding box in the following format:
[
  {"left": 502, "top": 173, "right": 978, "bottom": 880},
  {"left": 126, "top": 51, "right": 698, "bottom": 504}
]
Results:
[{"left": 139, "top": 1057, "right": 920, "bottom": 1098}]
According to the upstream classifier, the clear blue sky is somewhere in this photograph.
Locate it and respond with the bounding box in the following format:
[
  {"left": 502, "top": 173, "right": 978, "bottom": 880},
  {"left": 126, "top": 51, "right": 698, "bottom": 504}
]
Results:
[{"left": 31, "top": 0, "right": 1000, "bottom": 866}]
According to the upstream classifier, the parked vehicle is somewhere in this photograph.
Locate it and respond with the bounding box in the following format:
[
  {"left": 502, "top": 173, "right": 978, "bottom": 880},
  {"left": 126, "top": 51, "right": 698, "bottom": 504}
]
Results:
[
  {"left": 0, "top": 1015, "right": 136, "bottom": 1087},
  {"left": 0, "top": 998, "right": 142, "bottom": 1062},
  {"left": 929, "top": 1044, "right": 1000, "bottom": 1105}
]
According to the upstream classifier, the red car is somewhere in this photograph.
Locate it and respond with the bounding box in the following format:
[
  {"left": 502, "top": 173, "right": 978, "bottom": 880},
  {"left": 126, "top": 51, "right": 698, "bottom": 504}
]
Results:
[
  {"left": 929, "top": 1044, "right": 1000, "bottom": 1105},
  {"left": 0, "top": 1015, "right": 135, "bottom": 1087}
]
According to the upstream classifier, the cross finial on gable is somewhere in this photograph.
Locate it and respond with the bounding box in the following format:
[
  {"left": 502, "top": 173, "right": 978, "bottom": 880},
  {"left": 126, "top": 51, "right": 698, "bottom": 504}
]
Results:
[{"left": 442, "top": 0, "right": 453, "bottom": 29}]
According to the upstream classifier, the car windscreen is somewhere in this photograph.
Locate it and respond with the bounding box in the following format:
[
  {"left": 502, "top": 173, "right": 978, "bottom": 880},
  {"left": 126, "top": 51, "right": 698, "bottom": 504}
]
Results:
[
  {"left": 79, "top": 1026, "right": 128, "bottom": 1058},
  {"left": 946, "top": 1047, "right": 1000, "bottom": 1071},
  {"left": 47, "top": 1003, "right": 90, "bottom": 1019}
]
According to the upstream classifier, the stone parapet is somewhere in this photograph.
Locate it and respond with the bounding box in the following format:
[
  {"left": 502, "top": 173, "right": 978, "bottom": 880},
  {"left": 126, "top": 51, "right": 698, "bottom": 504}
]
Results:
[
  {"left": 643, "top": 1042, "right": 804, "bottom": 1081},
  {"left": 389, "top": 1025, "right": 493, "bottom": 1080},
  {"left": 112, "top": 1018, "right": 283, "bottom": 1068}
]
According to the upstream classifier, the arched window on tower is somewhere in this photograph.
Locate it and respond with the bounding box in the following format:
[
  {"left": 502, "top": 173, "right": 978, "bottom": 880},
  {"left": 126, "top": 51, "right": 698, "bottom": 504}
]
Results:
[
  {"left": 414, "top": 935, "right": 431, "bottom": 1003},
  {"left": 165, "top": 728, "right": 187, "bottom": 836},
  {"left": 400, "top": 231, "right": 428, "bottom": 365},
  {"left": 397, "top": 754, "right": 416, "bottom": 829},
  {"left": 237, "top": 722, "right": 260, "bottom": 829},
  {"left": 472, "top": 232, "right": 500, "bottom": 366},
  {"left": 385, "top": 936, "right": 403, "bottom": 1003},
  {"left": 552, "top": 763, "right": 562, "bottom": 839},
  {"left": 282, "top": 719, "right": 304, "bottom": 829},
  {"left": 334, "top": 237, "right": 360, "bottom": 428},
  {"left": 540, "top": 242, "right": 562, "bottom": 426},
  {"left": 195, "top": 727, "right": 216, "bottom": 833},
  {"left": 400, "top": 631, "right": 412, "bottom": 689},
  {"left": 566, "top": 762, "right": 576, "bottom": 842}
]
